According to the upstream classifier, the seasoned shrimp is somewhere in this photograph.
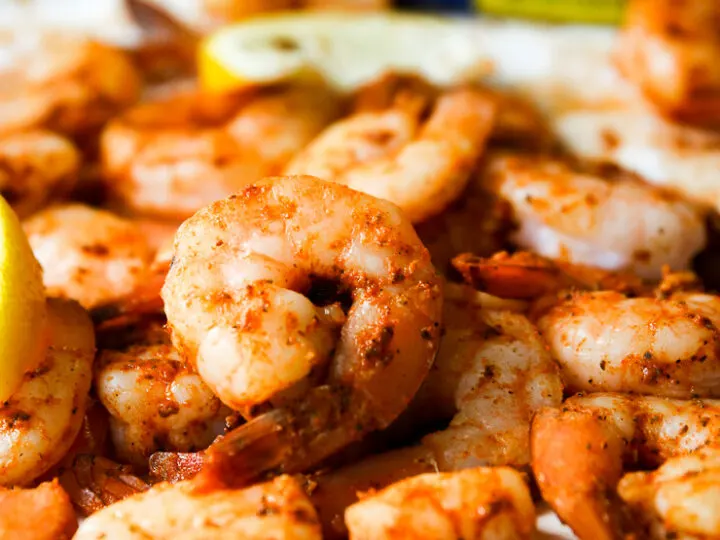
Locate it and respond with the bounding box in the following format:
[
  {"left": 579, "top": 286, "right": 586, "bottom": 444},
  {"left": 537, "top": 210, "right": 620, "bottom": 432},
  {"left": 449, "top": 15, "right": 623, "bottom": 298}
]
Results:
[
  {"left": 0, "top": 34, "right": 141, "bottom": 137},
  {"left": 615, "top": 0, "right": 720, "bottom": 125},
  {"left": 0, "top": 298, "right": 95, "bottom": 486},
  {"left": 618, "top": 445, "right": 720, "bottom": 540},
  {"left": 23, "top": 204, "right": 155, "bottom": 310},
  {"left": 536, "top": 290, "right": 720, "bottom": 398},
  {"left": 0, "top": 480, "right": 77, "bottom": 540},
  {"left": 483, "top": 154, "right": 707, "bottom": 279},
  {"left": 162, "top": 175, "right": 442, "bottom": 485},
  {"left": 0, "top": 131, "right": 80, "bottom": 218},
  {"left": 310, "top": 287, "right": 562, "bottom": 538},
  {"left": 74, "top": 475, "right": 321, "bottom": 540},
  {"left": 284, "top": 75, "right": 496, "bottom": 223},
  {"left": 95, "top": 317, "right": 227, "bottom": 467},
  {"left": 531, "top": 393, "right": 720, "bottom": 540},
  {"left": 345, "top": 467, "right": 535, "bottom": 540},
  {"left": 101, "top": 84, "right": 343, "bottom": 219},
  {"left": 553, "top": 108, "right": 720, "bottom": 213}
]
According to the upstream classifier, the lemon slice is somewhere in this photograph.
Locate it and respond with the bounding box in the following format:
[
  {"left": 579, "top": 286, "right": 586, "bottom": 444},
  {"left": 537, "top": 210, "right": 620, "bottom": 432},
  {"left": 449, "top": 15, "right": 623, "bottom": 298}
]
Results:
[
  {"left": 199, "top": 12, "right": 491, "bottom": 93},
  {"left": 0, "top": 196, "right": 47, "bottom": 402}
]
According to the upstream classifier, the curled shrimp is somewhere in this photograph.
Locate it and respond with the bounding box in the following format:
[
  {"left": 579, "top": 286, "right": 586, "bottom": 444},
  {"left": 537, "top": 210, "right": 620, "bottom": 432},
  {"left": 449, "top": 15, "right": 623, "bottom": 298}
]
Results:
[
  {"left": 615, "top": 0, "right": 720, "bottom": 126},
  {"left": 0, "top": 480, "right": 77, "bottom": 540},
  {"left": 0, "top": 298, "right": 95, "bottom": 486},
  {"left": 483, "top": 154, "right": 707, "bottom": 278},
  {"left": 345, "top": 467, "right": 535, "bottom": 540},
  {"left": 74, "top": 475, "right": 321, "bottom": 540},
  {"left": 101, "top": 84, "right": 343, "bottom": 219},
  {"left": 284, "top": 74, "right": 496, "bottom": 223},
  {"left": 0, "top": 34, "right": 141, "bottom": 137},
  {"left": 95, "top": 317, "right": 227, "bottom": 467},
  {"left": 162, "top": 175, "right": 442, "bottom": 485},
  {"left": 618, "top": 445, "right": 720, "bottom": 539},
  {"left": 531, "top": 393, "right": 720, "bottom": 540},
  {"left": 23, "top": 204, "right": 155, "bottom": 310},
  {"left": 0, "top": 131, "right": 80, "bottom": 218}
]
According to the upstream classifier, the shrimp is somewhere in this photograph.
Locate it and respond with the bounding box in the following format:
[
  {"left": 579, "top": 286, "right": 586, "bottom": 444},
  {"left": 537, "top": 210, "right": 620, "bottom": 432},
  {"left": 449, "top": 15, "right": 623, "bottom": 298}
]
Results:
[
  {"left": 0, "top": 34, "right": 141, "bottom": 137},
  {"left": 344, "top": 467, "right": 535, "bottom": 540},
  {"left": 618, "top": 445, "right": 720, "bottom": 539},
  {"left": 74, "top": 475, "right": 321, "bottom": 540},
  {"left": 95, "top": 317, "right": 228, "bottom": 467},
  {"left": 23, "top": 204, "right": 155, "bottom": 310},
  {"left": 535, "top": 290, "right": 720, "bottom": 398},
  {"left": 101, "top": 84, "right": 344, "bottom": 220},
  {"left": 614, "top": 0, "right": 720, "bottom": 126},
  {"left": 162, "top": 175, "right": 442, "bottom": 485},
  {"left": 0, "top": 480, "right": 77, "bottom": 540},
  {"left": 531, "top": 393, "right": 720, "bottom": 540},
  {"left": 284, "top": 74, "right": 497, "bottom": 223},
  {"left": 0, "top": 298, "right": 95, "bottom": 486},
  {"left": 483, "top": 154, "right": 707, "bottom": 279},
  {"left": 553, "top": 108, "right": 720, "bottom": 213},
  {"left": 310, "top": 287, "right": 562, "bottom": 538},
  {"left": 0, "top": 131, "right": 80, "bottom": 218}
]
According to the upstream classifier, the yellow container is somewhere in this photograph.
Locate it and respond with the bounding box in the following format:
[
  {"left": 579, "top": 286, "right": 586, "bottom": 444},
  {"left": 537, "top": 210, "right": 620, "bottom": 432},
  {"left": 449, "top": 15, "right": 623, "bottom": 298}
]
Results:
[{"left": 476, "top": 0, "right": 626, "bottom": 24}]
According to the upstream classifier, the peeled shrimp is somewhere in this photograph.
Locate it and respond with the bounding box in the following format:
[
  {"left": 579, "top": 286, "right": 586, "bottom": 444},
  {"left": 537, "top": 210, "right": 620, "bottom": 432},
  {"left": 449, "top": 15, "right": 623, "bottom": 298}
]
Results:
[
  {"left": 23, "top": 204, "right": 154, "bottom": 310},
  {"left": 0, "top": 131, "right": 79, "bottom": 218},
  {"left": 0, "top": 298, "right": 95, "bottom": 486},
  {"left": 284, "top": 75, "right": 496, "bottom": 223},
  {"left": 484, "top": 154, "right": 707, "bottom": 279},
  {"left": 553, "top": 108, "right": 720, "bottom": 213},
  {"left": 101, "top": 85, "right": 343, "bottom": 219},
  {"left": 74, "top": 475, "right": 321, "bottom": 540},
  {"left": 0, "top": 480, "right": 77, "bottom": 540},
  {"left": 618, "top": 445, "right": 720, "bottom": 539},
  {"left": 345, "top": 467, "right": 535, "bottom": 540},
  {"left": 536, "top": 290, "right": 720, "bottom": 398},
  {"left": 0, "top": 34, "right": 141, "bottom": 137},
  {"left": 95, "top": 318, "right": 227, "bottom": 467},
  {"left": 162, "top": 175, "right": 442, "bottom": 485},
  {"left": 615, "top": 0, "right": 720, "bottom": 125},
  {"left": 531, "top": 393, "right": 720, "bottom": 540}
]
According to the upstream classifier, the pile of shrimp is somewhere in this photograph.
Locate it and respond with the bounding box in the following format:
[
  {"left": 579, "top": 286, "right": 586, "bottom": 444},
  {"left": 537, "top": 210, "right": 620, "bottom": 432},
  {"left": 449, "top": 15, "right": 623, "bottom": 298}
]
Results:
[{"left": 4, "top": 0, "right": 720, "bottom": 539}]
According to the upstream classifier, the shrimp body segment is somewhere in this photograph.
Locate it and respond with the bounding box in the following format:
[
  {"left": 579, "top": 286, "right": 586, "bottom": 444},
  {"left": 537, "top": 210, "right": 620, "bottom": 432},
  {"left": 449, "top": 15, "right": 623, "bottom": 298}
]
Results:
[
  {"left": 163, "top": 175, "right": 442, "bottom": 483},
  {"left": 536, "top": 291, "right": 720, "bottom": 398},
  {"left": 531, "top": 393, "right": 720, "bottom": 540},
  {"left": 0, "top": 480, "right": 77, "bottom": 540},
  {"left": 486, "top": 155, "right": 706, "bottom": 279},
  {"left": 345, "top": 467, "right": 535, "bottom": 540},
  {"left": 0, "top": 298, "right": 95, "bottom": 487},
  {"left": 74, "top": 475, "right": 321, "bottom": 540},
  {"left": 285, "top": 80, "right": 496, "bottom": 223}
]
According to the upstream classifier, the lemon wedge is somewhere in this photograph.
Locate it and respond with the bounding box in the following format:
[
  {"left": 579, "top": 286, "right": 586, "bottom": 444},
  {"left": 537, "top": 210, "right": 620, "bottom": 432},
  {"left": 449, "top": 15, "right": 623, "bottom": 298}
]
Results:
[
  {"left": 0, "top": 196, "right": 47, "bottom": 402},
  {"left": 199, "top": 12, "right": 491, "bottom": 93}
]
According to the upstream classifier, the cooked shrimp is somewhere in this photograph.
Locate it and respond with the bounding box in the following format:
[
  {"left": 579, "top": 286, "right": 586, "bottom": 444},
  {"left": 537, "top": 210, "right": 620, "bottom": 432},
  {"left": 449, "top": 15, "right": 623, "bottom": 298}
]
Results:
[
  {"left": 162, "top": 175, "right": 442, "bottom": 485},
  {"left": 101, "top": 84, "right": 343, "bottom": 220},
  {"left": 0, "top": 298, "right": 95, "bottom": 486},
  {"left": 0, "top": 131, "right": 80, "bottom": 218},
  {"left": 531, "top": 393, "right": 720, "bottom": 540},
  {"left": 345, "top": 467, "right": 535, "bottom": 540},
  {"left": 483, "top": 154, "right": 707, "bottom": 278},
  {"left": 95, "top": 317, "right": 227, "bottom": 467},
  {"left": 310, "top": 288, "right": 561, "bottom": 538},
  {"left": 536, "top": 290, "right": 720, "bottom": 398},
  {"left": 23, "top": 204, "right": 154, "bottom": 310},
  {"left": 618, "top": 445, "right": 720, "bottom": 540},
  {"left": 553, "top": 108, "right": 720, "bottom": 213},
  {"left": 284, "top": 75, "right": 496, "bottom": 223},
  {"left": 615, "top": 0, "right": 720, "bottom": 126},
  {"left": 0, "top": 480, "right": 77, "bottom": 540},
  {"left": 74, "top": 475, "right": 321, "bottom": 540},
  {"left": 0, "top": 34, "right": 141, "bottom": 137}
]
